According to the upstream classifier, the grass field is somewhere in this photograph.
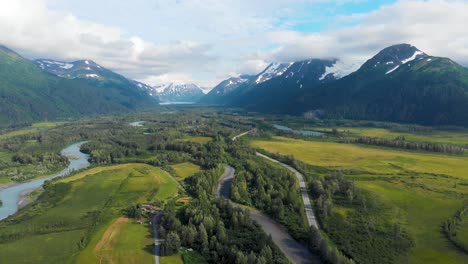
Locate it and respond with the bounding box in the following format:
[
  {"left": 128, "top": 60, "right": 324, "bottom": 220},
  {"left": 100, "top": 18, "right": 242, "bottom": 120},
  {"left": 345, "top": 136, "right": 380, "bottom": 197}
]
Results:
[
  {"left": 252, "top": 136, "right": 468, "bottom": 178},
  {"left": 252, "top": 136, "right": 468, "bottom": 264},
  {"left": 357, "top": 181, "right": 467, "bottom": 264},
  {"left": 170, "top": 162, "right": 201, "bottom": 181},
  {"left": 310, "top": 126, "right": 468, "bottom": 146},
  {"left": 456, "top": 217, "right": 468, "bottom": 249},
  {"left": 0, "top": 122, "right": 62, "bottom": 140},
  {"left": 0, "top": 163, "right": 179, "bottom": 264},
  {"left": 90, "top": 217, "right": 154, "bottom": 264},
  {"left": 161, "top": 255, "right": 184, "bottom": 264}
]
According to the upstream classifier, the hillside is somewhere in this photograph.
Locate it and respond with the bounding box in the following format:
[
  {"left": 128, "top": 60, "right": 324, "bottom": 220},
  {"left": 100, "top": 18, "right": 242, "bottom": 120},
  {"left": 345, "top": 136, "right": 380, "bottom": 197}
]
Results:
[
  {"left": 199, "top": 59, "right": 356, "bottom": 108},
  {"left": 33, "top": 58, "right": 156, "bottom": 103},
  {"left": 228, "top": 59, "right": 356, "bottom": 111},
  {"left": 0, "top": 46, "right": 156, "bottom": 125},
  {"left": 289, "top": 44, "right": 468, "bottom": 126}
]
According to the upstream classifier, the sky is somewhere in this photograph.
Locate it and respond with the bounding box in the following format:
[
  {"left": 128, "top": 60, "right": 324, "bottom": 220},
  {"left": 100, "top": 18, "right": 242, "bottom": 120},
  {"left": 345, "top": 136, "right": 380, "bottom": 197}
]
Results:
[{"left": 0, "top": 0, "right": 467, "bottom": 87}]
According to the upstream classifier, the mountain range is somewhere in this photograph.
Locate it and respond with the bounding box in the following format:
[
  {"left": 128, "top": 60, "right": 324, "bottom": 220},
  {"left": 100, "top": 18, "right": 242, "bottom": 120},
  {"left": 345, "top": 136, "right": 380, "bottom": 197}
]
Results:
[
  {"left": 146, "top": 83, "right": 206, "bottom": 103},
  {"left": 1, "top": 43, "right": 468, "bottom": 126},
  {"left": 201, "top": 44, "right": 468, "bottom": 126},
  {"left": 34, "top": 59, "right": 208, "bottom": 103},
  {"left": 0, "top": 45, "right": 158, "bottom": 125}
]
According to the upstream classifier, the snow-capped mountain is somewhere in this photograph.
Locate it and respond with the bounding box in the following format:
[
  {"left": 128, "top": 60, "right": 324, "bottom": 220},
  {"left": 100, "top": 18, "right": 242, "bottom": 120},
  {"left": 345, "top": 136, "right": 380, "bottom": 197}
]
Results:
[
  {"left": 0, "top": 46, "right": 157, "bottom": 125},
  {"left": 33, "top": 58, "right": 156, "bottom": 100},
  {"left": 286, "top": 43, "right": 468, "bottom": 126},
  {"left": 199, "top": 75, "right": 255, "bottom": 104},
  {"left": 226, "top": 58, "right": 351, "bottom": 109},
  {"left": 34, "top": 59, "right": 107, "bottom": 79},
  {"left": 201, "top": 58, "right": 356, "bottom": 106},
  {"left": 358, "top": 44, "right": 428, "bottom": 75},
  {"left": 146, "top": 83, "right": 205, "bottom": 102},
  {"left": 131, "top": 80, "right": 154, "bottom": 92}
]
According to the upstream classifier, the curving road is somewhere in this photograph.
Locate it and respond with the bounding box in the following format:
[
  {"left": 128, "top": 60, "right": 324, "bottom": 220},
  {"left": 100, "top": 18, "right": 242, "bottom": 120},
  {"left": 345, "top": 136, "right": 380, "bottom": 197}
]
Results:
[
  {"left": 217, "top": 165, "right": 320, "bottom": 264},
  {"left": 231, "top": 131, "right": 319, "bottom": 229},
  {"left": 152, "top": 211, "right": 162, "bottom": 264},
  {"left": 255, "top": 153, "right": 319, "bottom": 229},
  {"left": 231, "top": 131, "right": 252, "bottom": 141}
]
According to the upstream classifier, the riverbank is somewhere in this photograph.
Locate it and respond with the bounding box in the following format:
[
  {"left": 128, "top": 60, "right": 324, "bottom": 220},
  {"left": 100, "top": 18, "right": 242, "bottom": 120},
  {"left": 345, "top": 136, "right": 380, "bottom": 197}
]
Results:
[{"left": 0, "top": 142, "right": 90, "bottom": 220}]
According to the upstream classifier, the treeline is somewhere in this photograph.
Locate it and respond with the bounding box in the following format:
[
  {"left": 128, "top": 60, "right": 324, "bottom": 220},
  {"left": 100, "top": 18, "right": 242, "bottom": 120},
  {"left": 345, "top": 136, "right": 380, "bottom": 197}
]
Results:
[
  {"left": 12, "top": 152, "right": 68, "bottom": 166},
  {"left": 81, "top": 131, "right": 228, "bottom": 170},
  {"left": 311, "top": 172, "right": 413, "bottom": 264},
  {"left": 343, "top": 136, "right": 465, "bottom": 154},
  {"left": 158, "top": 165, "right": 288, "bottom": 263},
  {"left": 443, "top": 204, "right": 468, "bottom": 253}
]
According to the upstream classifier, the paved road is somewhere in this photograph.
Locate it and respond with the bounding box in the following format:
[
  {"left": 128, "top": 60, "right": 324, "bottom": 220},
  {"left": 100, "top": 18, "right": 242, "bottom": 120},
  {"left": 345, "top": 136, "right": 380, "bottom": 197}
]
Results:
[
  {"left": 217, "top": 165, "right": 320, "bottom": 264},
  {"left": 256, "top": 153, "right": 319, "bottom": 229},
  {"left": 152, "top": 211, "right": 162, "bottom": 264},
  {"left": 231, "top": 131, "right": 251, "bottom": 141},
  {"left": 230, "top": 131, "right": 319, "bottom": 229}
]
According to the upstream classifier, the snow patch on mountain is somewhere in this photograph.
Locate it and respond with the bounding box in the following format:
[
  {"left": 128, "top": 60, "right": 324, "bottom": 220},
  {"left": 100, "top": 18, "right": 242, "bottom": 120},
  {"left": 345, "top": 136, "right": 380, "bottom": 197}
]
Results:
[
  {"left": 401, "top": 50, "right": 425, "bottom": 64},
  {"left": 386, "top": 65, "right": 400, "bottom": 75},
  {"left": 85, "top": 74, "right": 100, "bottom": 78},
  {"left": 227, "top": 78, "right": 248, "bottom": 86},
  {"left": 36, "top": 59, "right": 74, "bottom": 70},
  {"left": 384, "top": 50, "right": 426, "bottom": 75},
  {"left": 255, "top": 62, "right": 293, "bottom": 84},
  {"left": 319, "top": 60, "right": 358, "bottom": 80}
]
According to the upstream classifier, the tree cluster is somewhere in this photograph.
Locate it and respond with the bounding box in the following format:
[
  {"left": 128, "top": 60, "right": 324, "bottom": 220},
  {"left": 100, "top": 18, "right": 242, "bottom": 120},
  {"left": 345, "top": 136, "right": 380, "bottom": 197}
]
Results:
[
  {"left": 159, "top": 199, "right": 287, "bottom": 264},
  {"left": 443, "top": 204, "right": 468, "bottom": 253},
  {"left": 230, "top": 154, "right": 308, "bottom": 241},
  {"left": 344, "top": 136, "right": 464, "bottom": 154},
  {"left": 311, "top": 172, "right": 413, "bottom": 264}
]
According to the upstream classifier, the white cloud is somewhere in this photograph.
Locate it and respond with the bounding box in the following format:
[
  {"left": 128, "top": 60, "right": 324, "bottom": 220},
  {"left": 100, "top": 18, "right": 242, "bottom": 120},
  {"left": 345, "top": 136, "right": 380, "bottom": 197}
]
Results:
[
  {"left": 260, "top": 0, "right": 468, "bottom": 69},
  {"left": 0, "top": 0, "right": 467, "bottom": 87}
]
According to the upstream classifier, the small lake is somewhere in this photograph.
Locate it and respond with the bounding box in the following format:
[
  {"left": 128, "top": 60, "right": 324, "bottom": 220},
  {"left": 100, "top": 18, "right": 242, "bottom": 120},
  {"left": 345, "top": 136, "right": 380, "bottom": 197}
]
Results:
[
  {"left": 273, "top": 124, "right": 324, "bottom": 137},
  {"left": 0, "top": 142, "right": 90, "bottom": 221},
  {"left": 129, "top": 121, "right": 145, "bottom": 127}
]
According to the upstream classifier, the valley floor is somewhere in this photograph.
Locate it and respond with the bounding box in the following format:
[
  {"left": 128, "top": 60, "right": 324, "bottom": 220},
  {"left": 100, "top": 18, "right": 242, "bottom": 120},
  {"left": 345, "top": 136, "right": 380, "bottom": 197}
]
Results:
[
  {"left": 251, "top": 136, "right": 468, "bottom": 264},
  {"left": 1, "top": 110, "right": 467, "bottom": 264}
]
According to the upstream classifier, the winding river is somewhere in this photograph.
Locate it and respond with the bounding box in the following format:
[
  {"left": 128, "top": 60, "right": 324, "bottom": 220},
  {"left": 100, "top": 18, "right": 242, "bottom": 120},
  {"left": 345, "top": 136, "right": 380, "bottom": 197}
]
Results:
[{"left": 0, "top": 142, "right": 90, "bottom": 221}]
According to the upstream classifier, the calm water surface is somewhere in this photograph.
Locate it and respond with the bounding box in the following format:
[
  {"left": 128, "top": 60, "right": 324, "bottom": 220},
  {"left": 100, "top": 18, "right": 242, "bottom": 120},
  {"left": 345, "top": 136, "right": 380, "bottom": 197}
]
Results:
[
  {"left": 273, "top": 124, "right": 324, "bottom": 136},
  {"left": 0, "top": 142, "right": 90, "bottom": 220}
]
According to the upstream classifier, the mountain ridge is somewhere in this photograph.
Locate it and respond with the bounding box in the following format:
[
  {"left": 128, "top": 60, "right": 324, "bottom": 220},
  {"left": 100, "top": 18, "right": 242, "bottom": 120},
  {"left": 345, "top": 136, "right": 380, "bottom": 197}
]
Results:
[
  {"left": 287, "top": 44, "right": 468, "bottom": 126},
  {"left": 0, "top": 46, "right": 156, "bottom": 126}
]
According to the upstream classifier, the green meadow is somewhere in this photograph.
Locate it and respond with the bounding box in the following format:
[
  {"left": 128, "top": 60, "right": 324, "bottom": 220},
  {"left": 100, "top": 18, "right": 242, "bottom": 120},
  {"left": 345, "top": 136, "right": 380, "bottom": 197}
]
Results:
[
  {"left": 252, "top": 136, "right": 468, "bottom": 264},
  {"left": 310, "top": 126, "right": 468, "bottom": 146},
  {"left": 253, "top": 136, "right": 468, "bottom": 178},
  {"left": 457, "top": 219, "right": 468, "bottom": 248},
  {"left": 0, "top": 163, "right": 179, "bottom": 264},
  {"left": 0, "top": 122, "right": 62, "bottom": 140},
  {"left": 170, "top": 162, "right": 201, "bottom": 181}
]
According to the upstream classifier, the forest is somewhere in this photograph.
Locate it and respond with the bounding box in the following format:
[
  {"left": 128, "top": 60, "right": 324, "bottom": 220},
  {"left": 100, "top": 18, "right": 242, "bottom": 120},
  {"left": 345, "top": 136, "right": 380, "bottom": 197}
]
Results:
[{"left": 0, "top": 108, "right": 467, "bottom": 264}]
